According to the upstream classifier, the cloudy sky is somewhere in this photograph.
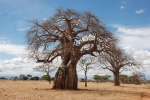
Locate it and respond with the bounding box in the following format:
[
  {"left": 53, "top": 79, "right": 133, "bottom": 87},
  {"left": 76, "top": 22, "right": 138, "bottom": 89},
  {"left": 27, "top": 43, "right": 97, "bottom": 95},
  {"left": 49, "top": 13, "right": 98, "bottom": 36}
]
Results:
[{"left": 0, "top": 0, "right": 150, "bottom": 79}]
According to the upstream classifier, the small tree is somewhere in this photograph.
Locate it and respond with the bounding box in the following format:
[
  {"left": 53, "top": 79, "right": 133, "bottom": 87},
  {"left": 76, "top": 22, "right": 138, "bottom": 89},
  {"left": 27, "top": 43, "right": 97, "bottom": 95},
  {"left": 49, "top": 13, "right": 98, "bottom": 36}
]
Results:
[
  {"left": 78, "top": 56, "right": 95, "bottom": 87},
  {"left": 103, "top": 75, "right": 111, "bottom": 82},
  {"left": 119, "top": 74, "right": 129, "bottom": 84},
  {"left": 98, "top": 46, "right": 140, "bottom": 86},
  {"left": 33, "top": 63, "right": 55, "bottom": 84},
  {"left": 41, "top": 75, "right": 51, "bottom": 81},
  {"left": 27, "top": 74, "right": 32, "bottom": 80},
  {"left": 93, "top": 75, "right": 101, "bottom": 83},
  {"left": 19, "top": 74, "right": 28, "bottom": 80},
  {"left": 129, "top": 71, "right": 146, "bottom": 84},
  {"left": 80, "top": 78, "right": 85, "bottom": 82},
  {"left": 31, "top": 76, "right": 39, "bottom": 80},
  {"left": 93, "top": 74, "right": 111, "bottom": 83}
]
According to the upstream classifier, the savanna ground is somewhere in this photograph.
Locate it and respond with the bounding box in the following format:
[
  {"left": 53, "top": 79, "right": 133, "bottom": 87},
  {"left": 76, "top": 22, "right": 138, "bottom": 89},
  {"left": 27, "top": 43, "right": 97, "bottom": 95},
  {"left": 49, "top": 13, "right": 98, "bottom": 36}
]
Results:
[{"left": 0, "top": 80, "right": 150, "bottom": 100}]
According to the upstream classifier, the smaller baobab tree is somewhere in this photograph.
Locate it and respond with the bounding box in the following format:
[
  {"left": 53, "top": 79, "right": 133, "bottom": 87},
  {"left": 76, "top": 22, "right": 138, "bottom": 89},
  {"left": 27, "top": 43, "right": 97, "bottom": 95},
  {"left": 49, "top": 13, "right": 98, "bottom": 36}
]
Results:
[
  {"left": 33, "top": 63, "right": 56, "bottom": 84},
  {"left": 98, "top": 46, "right": 140, "bottom": 86},
  {"left": 78, "top": 56, "right": 95, "bottom": 87}
]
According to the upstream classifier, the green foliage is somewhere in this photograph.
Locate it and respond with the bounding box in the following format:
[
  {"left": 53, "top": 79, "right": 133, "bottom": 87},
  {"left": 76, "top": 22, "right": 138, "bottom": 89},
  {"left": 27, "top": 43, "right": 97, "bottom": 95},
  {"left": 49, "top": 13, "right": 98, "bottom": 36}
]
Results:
[
  {"left": 93, "top": 74, "right": 111, "bottom": 83},
  {"left": 80, "top": 78, "right": 85, "bottom": 82},
  {"left": 119, "top": 74, "right": 129, "bottom": 84},
  {"left": 0, "top": 77, "right": 7, "bottom": 80},
  {"left": 19, "top": 74, "right": 28, "bottom": 80},
  {"left": 31, "top": 76, "right": 39, "bottom": 80},
  {"left": 41, "top": 75, "right": 51, "bottom": 81},
  {"left": 119, "top": 72, "right": 146, "bottom": 84},
  {"left": 26, "top": 74, "right": 32, "bottom": 80}
]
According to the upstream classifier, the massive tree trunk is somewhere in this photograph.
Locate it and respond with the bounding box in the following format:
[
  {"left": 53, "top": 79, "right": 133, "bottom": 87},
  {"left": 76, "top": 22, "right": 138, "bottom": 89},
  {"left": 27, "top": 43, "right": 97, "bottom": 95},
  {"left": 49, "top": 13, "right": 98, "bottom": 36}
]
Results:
[
  {"left": 113, "top": 69, "right": 120, "bottom": 86},
  {"left": 53, "top": 60, "right": 78, "bottom": 90}
]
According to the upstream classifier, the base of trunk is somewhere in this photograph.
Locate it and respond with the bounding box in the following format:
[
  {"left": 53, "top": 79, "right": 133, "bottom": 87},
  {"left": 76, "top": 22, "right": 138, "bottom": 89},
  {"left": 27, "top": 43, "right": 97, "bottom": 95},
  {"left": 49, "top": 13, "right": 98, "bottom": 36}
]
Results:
[
  {"left": 53, "top": 65, "right": 78, "bottom": 90},
  {"left": 114, "top": 72, "right": 120, "bottom": 86}
]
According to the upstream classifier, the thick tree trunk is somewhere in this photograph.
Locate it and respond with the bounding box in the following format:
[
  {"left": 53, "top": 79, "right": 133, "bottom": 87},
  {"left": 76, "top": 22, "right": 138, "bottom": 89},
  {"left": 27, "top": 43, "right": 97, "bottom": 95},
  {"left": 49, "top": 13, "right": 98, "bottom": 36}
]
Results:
[
  {"left": 113, "top": 69, "right": 120, "bottom": 86},
  {"left": 53, "top": 61, "right": 78, "bottom": 90},
  {"left": 85, "top": 71, "right": 87, "bottom": 87}
]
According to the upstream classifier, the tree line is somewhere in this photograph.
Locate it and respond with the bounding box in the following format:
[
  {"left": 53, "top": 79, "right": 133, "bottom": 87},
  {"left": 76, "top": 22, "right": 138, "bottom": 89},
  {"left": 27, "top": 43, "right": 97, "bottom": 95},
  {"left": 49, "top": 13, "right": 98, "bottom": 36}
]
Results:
[{"left": 1, "top": 74, "right": 54, "bottom": 82}]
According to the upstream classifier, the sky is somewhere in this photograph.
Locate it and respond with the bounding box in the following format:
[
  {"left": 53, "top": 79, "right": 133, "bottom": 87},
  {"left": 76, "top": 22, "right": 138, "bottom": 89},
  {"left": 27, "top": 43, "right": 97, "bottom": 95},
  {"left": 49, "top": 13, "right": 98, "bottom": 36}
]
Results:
[{"left": 0, "top": 0, "right": 150, "bottom": 79}]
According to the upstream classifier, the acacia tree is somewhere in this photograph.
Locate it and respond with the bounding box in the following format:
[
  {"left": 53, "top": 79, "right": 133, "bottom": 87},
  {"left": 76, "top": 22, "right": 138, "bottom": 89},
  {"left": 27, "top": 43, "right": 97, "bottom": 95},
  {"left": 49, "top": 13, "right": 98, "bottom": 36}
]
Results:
[
  {"left": 93, "top": 74, "right": 111, "bottom": 83},
  {"left": 78, "top": 56, "right": 95, "bottom": 87},
  {"left": 33, "top": 63, "right": 55, "bottom": 84},
  {"left": 26, "top": 8, "right": 116, "bottom": 90},
  {"left": 98, "top": 46, "right": 140, "bottom": 86},
  {"left": 27, "top": 74, "right": 32, "bottom": 80},
  {"left": 129, "top": 71, "right": 146, "bottom": 84}
]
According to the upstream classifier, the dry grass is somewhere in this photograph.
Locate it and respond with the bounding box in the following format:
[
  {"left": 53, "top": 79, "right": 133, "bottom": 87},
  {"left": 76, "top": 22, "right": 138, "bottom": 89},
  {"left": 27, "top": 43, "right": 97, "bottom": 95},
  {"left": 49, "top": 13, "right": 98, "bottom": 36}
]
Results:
[{"left": 0, "top": 80, "right": 150, "bottom": 100}]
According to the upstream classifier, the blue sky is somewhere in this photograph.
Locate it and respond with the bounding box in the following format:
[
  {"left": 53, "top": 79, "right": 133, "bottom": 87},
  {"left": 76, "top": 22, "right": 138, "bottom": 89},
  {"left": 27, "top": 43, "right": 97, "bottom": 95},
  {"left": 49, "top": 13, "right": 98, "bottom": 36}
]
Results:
[{"left": 0, "top": 0, "right": 150, "bottom": 79}]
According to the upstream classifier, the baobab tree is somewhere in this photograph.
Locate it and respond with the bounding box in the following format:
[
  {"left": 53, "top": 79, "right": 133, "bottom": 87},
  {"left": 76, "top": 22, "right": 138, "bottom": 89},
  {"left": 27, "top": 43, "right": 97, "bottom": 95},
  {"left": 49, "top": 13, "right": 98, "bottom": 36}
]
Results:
[
  {"left": 33, "top": 63, "right": 56, "bottom": 84},
  {"left": 26, "top": 8, "right": 116, "bottom": 89},
  {"left": 98, "top": 45, "right": 140, "bottom": 86},
  {"left": 78, "top": 56, "right": 95, "bottom": 87}
]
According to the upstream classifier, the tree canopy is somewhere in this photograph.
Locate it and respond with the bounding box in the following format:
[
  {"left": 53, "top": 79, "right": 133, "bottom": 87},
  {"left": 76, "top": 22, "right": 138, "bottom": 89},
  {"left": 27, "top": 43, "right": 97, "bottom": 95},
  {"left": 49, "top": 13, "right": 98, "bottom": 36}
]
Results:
[
  {"left": 26, "top": 8, "right": 116, "bottom": 64},
  {"left": 26, "top": 8, "right": 117, "bottom": 89}
]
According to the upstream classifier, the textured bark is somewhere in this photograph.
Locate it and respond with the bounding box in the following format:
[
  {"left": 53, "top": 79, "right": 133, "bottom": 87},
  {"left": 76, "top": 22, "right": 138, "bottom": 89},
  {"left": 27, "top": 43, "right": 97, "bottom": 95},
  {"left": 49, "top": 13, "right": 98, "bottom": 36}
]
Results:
[
  {"left": 53, "top": 61, "right": 78, "bottom": 90},
  {"left": 113, "top": 69, "right": 120, "bottom": 86}
]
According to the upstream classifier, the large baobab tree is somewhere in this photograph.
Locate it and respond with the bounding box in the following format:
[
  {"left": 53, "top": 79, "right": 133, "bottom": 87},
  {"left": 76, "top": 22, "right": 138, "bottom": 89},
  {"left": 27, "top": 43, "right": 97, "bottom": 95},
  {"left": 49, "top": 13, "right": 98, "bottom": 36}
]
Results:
[
  {"left": 26, "top": 8, "right": 116, "bottom": 90},
  {"left": 98, "top": 45, "right": 140, "bottom": 86}
]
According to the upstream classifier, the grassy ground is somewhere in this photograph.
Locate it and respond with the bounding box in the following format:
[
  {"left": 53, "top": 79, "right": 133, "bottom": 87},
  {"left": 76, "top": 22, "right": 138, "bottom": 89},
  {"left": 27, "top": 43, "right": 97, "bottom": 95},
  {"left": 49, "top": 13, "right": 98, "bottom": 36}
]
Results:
[{"left": 0, "top": 80, "right": 150, "bottom": 100}]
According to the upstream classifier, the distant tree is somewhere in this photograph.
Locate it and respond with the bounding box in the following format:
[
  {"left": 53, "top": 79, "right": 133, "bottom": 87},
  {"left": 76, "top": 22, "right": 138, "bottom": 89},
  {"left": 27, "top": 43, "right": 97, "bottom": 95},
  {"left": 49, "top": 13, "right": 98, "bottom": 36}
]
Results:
[
  {"left": 80, "top": 78, "right": 85, "bottom": 82},
  {"left": 31, "top": 76, "right": 39, "bottom": 80},
  {"left": 19, "top": 74, "right": 28, "bottom": 80},
  {"left": 103, "top": 75, "right": 111, "bottom": 82},
  {"left": 41, "top": 75, "right": 51, "bottom": 81},
  {"left": 26, "top": 8, "right": 116, "bottom": 89},
  {"left": 26, "top": 74, "right": 32, "bottom": 80},
  {"left": 78, "top": 56, "right": 95, "bottom": 87},
  {"left": 19, "top": 74, "right": 24, "bottom": 80},
  {"left": 0, "top": 77, "right": 7, "bottom": 80},
  {"left": 98, "top": 46, "right": 140, "bottom": 86},
  {"left": 129, "top": 71, "right": 146, "bottom": 84},
  {"left": 12, "top": 76, "right": 18, "bottom": 81},
  {"left": 33, "top": 63, "right": 55, "bottom": 84},
  {"left": 93, "top": 75, "right": 100, "bottom": 83},
  {"left": 93, "top": 74, "right": 111, "bottom": 83},
  {"left": 119, "top": 74, "right": 129, "bottom": 84}
]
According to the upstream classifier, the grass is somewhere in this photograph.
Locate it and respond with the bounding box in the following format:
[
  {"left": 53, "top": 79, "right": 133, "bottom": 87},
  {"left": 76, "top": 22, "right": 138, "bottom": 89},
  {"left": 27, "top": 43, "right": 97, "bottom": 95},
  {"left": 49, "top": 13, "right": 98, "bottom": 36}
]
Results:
[{"left": 0, "top": 80, "right": 150, "bottom": 100}]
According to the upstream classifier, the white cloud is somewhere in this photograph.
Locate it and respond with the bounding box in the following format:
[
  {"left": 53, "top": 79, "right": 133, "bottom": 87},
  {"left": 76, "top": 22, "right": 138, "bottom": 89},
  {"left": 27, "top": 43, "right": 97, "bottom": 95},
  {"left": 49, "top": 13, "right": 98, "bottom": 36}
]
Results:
[
  {"left": 120, "top": 6, "right": 124, "bottom": 10},
  {"left": 0, "top": 37, "right": 11, "bottom": 44},
  {"left": 0, "top": 56, "right": 60, "bottom": 77},
  {"left": 135, "top": 9, "right": 144, "bottom": 14},
  {"left": 0, "top": 37, "right": 26, "bottom": 56},
  {"left": 0, "top": 43, "right": 26, "bottom": 56},
  {"left": 112, "top": 25, "right": 150, "bottom": 50},
  {"left": 17, "top": 27, "right": 29, "bottom": 31},
  {"left": 111, "top": 25, "right": 150, "bottom": 78},
  {"left": 0, "top": 57, "right": 43, "bottom": 77},
  {"left": 0, "top": 37, "right": 61, "bottom": 77}
]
